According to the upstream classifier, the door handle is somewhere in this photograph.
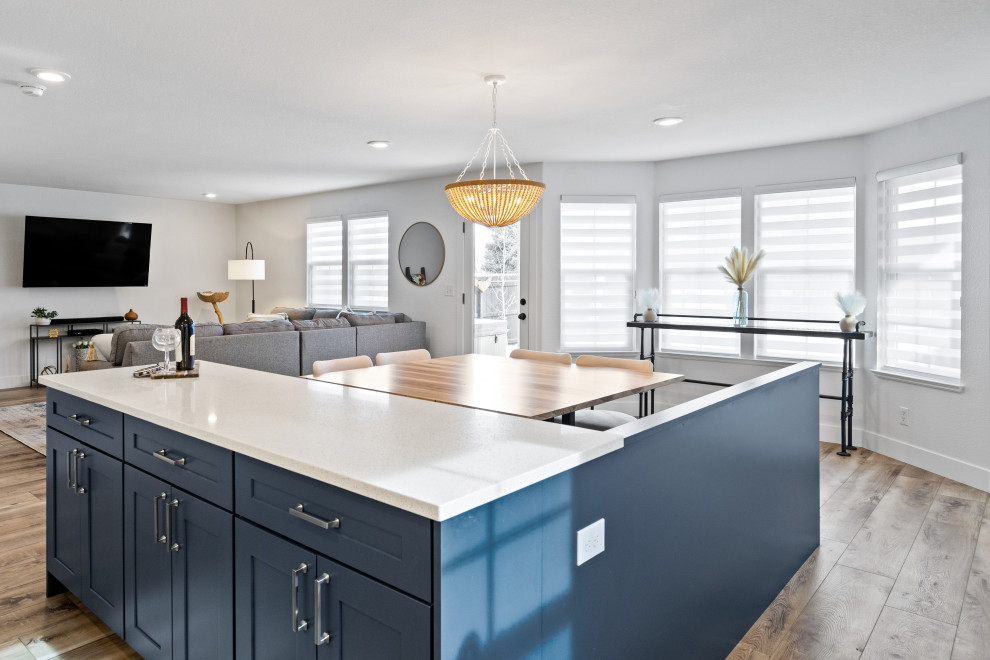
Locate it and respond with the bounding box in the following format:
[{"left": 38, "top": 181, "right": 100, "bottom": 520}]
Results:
[
  {"left": 289, "top": 504, "right": 340, "bottom": 530},
  {"left": 68, "top": 414, "right": 91, "bottom": 426},
  {"left": 165, "top": 498, "right": 180, "bottom": 552},
  {"left": 153, "top": 492, "right": 167, "bottom": 544},
  {"left": 153, "top": 449, "right": 186, "bottom": 467},
  {"left": 74, "top": 452, "right": 86, "bottom": 494},
  {"left": 291, "top": 563, "right": 309, "bottom": 633},
  {"left": 517, "top": 312, "right": 527, "bottom": 320},
  {"left": 66, "top": 448, "right": 78, "bottom": 490},
  {"left": 314, "top": 573, "right": 331, "bottom": 646}
]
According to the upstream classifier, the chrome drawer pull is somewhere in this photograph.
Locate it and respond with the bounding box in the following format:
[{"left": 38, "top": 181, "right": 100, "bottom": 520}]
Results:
[
  {"left": 289, "top": 504, "right": 339, "bottom": 530},
  {"left": 74, "top": 453, "right": 86, "bottom": 494},
  {"left": 153, "top": 449, "right": 186, "bottom": 466},
  {"left": 291, "top": 563, "right": 309, "bottom": 633},
  {"left": 166, "top": 499, "right": 181, "bottom": 552},
  {"left": 153, "top": 492, "right": 167, "bottom": 544},
  {"left": 66, "top": 448, "right": 78, "bottom": 490},
  {"left": 68, "top": 414, "right": 91, "bottom": 426},
  {"left": 314, "top": 573, "right": 330, "bottom": 646}
]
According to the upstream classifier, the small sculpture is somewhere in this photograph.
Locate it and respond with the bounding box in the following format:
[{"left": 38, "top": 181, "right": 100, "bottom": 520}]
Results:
[
  {"left": 197, "top": 291, "right": 230, "bottom": 324},
  {"left": 124, "top": 308, "right": 139, "bottom": 321}
]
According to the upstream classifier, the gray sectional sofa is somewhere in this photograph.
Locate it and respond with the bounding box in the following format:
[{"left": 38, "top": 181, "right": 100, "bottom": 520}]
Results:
[{"left": 86, "top": 308, "right": 426, "bottom": 377}]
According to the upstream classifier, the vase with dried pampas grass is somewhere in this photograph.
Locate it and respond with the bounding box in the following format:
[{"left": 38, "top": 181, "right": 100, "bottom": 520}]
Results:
[{"left": 717, "top": 247, "right": 765, "bottom": 326}]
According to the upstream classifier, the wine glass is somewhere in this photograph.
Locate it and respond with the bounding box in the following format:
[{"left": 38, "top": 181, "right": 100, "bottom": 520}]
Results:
[{"left": 151, "top": 328, "right": 181, "bottom": 374}]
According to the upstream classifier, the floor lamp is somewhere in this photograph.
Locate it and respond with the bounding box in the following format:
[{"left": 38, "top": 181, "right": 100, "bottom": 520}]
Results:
[{"left": 228, "top": 242, "right": 266, "bottom": 314}]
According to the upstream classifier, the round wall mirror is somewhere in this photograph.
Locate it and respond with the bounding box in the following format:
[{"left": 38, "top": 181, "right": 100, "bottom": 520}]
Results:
[{"left": 398, "top": 222, "right": 445, "bottom": 286}]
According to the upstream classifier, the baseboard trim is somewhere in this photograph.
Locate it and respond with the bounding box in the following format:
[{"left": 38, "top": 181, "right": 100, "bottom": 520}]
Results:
[
  {"left": 821, "top": 422, "right": 990, "bottom": 493},
  {"left": 0, "top": 375, "right": 32, "bottom": 390}
]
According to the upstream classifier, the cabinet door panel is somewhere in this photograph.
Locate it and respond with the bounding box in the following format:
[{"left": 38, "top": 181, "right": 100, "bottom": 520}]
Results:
[
  {"left": 316, "top": 557, "right": 431, "bottom": 660},
  {"left": 171, "top": 488, "right": 234, "bottom": 660},
  {"left": 235, "top": 519, "right": 316, "bottom": 660},
  {"left": 124, "top": 465, "right": 172, "bottom": 660},
  {"left": 46, "top": 429, "right": 82, "bottom": 593},
  {"left": 78, "top": 446, "right": 124, "bottom": 637}
]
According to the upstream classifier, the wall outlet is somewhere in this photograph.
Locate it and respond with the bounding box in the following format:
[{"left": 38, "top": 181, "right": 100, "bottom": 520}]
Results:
[
  {"left": 576, "top": 518, "right": 605, "bottom": 566},
  {"left": 899, "top": 406, "right": 910, "bottom": 426}
]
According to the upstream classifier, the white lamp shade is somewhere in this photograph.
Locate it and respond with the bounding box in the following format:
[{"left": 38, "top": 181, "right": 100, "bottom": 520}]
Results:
[{"left": 228, "top": 259, "right": 265, "bottom": 281}]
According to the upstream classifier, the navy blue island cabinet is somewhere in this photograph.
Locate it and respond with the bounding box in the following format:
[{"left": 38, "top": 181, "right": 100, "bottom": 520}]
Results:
[{"left": 46, "top": 361, "right": 821, "bottom": 659}]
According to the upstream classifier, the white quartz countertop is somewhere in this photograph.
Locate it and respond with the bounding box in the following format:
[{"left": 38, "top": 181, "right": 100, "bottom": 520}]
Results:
[{"left": 41, "top": 361, "right": 623, "bottom": 521}]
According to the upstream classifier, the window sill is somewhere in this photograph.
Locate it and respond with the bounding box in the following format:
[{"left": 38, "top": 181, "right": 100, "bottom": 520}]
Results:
[{"left": 869, "top": 369, "right": 964, "bottom": 393}]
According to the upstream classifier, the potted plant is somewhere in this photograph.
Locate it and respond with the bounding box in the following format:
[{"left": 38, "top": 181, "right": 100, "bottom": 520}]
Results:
[
  {"left": 71, "top": 340, "right": 92, "bottom": 371},
  {"left": 31, "top": 307, "right": 58, "bottom": 325}
]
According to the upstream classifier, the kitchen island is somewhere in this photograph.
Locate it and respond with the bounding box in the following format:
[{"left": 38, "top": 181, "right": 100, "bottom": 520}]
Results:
[{"left": 42, "top": 359, "right": 820, "bottom": 659}]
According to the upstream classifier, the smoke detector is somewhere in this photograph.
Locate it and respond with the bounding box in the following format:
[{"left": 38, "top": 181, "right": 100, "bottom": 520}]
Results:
[{"left": 19, "top": 84, "right": 46, "bottom": 97}]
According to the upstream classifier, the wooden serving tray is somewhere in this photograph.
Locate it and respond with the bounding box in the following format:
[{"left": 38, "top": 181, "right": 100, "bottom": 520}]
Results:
[{"left": 150, "top": 365, "right": 200, "bottom": 379}]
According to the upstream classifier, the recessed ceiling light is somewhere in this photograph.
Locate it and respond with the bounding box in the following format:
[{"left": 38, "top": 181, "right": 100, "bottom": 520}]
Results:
[
  {"left": 30, "top": 69, "right": 71, "bottom": 83},
  {"left": 203, "top": 193, "right": 217, "bottom": 198},
  {"left": 653, "top": 117, "right": 684, "bottom": 127},
  {"left": 367, "top": 141, "right": 391, "bottom": 149}
]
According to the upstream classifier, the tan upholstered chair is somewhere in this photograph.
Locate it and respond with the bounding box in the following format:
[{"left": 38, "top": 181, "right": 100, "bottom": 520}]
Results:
[
  {"left": 573, "top": 355, "right": 655, "bottom": 431},
  {"left": 508, "top": 349, "right": 572, "bottom": 365},
  {"left": 312, "top": 355, "right": 373, "bottom": 377},
  {"left": 375, "top": 348, "right": 432, "bottom": 366}
]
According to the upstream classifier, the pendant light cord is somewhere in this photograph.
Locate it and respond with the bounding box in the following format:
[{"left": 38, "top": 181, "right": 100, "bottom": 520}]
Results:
[{"left": 452, "top": 78, "right": 531, "bottom": 183}]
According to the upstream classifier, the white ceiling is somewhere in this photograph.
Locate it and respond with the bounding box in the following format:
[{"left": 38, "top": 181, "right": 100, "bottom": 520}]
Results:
[{"left": 3, "top": 1, "right": 989, "bottom": 205}]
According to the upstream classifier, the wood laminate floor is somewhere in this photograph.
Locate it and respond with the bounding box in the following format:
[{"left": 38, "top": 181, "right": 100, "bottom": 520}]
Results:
[{"left": 0, "top": 386, "right": 987, "bottom": 659}]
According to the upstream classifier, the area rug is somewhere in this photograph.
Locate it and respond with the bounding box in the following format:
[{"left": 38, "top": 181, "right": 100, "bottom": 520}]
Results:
[{"left": 0, "top": 402, "right": 46, "bottom": 455}]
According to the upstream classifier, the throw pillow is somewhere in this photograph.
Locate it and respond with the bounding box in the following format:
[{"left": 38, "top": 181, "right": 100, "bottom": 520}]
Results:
[
  {"left": 342, "top": 313, "right": 395, "bottom": 326},
  {"left": 196, "top": 322, "right": 224, "bottom": 338},
  {"left": 270, "top": 307, "right": 316, "bottom": 321},
  {"left": 91, "top": 333, "right": 113, "bottom": 361},
  {"left": 312, "top": 309, "right": 345, "bottom": 320},
  {"left": 291, "top": 318, "right": 351, "bottom": 331}
]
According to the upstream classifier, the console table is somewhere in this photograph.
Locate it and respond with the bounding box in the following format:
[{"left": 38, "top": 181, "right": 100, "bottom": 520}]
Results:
[
  {"left": 628, "top": 314, "right": 873, "bottom": 456},
  {"left": 29, "top": 316, "right": 128, "bottom": 388}
]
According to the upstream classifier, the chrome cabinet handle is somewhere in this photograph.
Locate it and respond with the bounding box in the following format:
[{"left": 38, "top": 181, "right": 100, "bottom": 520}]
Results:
[
  {"left": 68, "top": 414, "right": 91, "bottom": 426},
  {"left": 314, "top": 573, "right": 330, "bottom": 646},
  {"left": 74, "top": 453, "right": 86, "bottom": 494},
  {"left": 66, "top": 448, "right": 78, "bottom": 490},
  {"left": 291, "top": 563, "right": 309, "bottom": 633},
  {"left": 289, "top": 504, "right": 339, "bottom": 530},
  {"left": 153, "top": 492, "right": 167, "bottom": 544},
  {"left": 165, "top": 499, "right": 181, "bottom": 552},
  {"left": 153, "top": 449, "right": 186, "bottom": 466}
]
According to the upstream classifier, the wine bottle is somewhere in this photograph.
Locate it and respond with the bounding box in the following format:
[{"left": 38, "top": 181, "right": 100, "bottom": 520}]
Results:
[{"left": 175, "top": 297, "right": 195, "bottom": 371}]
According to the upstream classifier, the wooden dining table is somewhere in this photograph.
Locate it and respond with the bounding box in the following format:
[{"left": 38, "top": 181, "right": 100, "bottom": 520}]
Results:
[{"left": 307, "top": 353, "right": 684, "bottom": 424}]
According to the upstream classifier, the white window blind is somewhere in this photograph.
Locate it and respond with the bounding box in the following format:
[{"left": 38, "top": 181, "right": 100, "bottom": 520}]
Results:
[
  {"left": 307, "top": 219, "right": 343, "bottom": 307},
  {"left": 755, "top": 182, "right": 856, "bottom": 362},
  {"left": 659, "top": 194, "right": 742, "bottom": 355},
  {"left": 560, "top": 198, "right": 636, "bottom": 351},
  {"left": 348, "top": 213, "right": 389, "bottom": 310},
  {"left": 879, "top": 161, "right": 962, "bottom": 382}
]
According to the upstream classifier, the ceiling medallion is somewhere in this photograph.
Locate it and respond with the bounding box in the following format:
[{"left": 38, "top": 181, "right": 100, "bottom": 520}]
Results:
[{"left": 444, "top": 75, "right": 545, "bottom": 228}]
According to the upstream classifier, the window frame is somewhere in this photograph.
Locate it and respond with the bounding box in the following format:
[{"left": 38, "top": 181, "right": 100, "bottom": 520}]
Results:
[
  {"left": 306, "top": 211, "right": 389, "bottom": 311},
  {"left": 876, "top": 155, "right": 963, "bottom": 385}
]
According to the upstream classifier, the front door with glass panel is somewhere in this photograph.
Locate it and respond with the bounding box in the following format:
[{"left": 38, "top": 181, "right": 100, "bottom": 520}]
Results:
[{"left": 471, "top": 223, "right": 525, "bottom": 355}]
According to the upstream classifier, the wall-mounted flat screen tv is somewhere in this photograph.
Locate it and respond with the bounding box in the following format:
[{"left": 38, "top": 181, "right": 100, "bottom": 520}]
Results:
[{"left": 22, "top": 216, "right": 153, "bottom": 287}]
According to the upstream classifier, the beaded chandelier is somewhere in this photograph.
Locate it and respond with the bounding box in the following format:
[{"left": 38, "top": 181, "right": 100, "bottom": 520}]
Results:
[{"left": 445, "top": 75, "right": 545, "bottom": 228}]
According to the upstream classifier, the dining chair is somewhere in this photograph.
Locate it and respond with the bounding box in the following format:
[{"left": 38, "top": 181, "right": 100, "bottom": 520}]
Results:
[
  {"left": 508, "top": 349, "right": 572, "bottom": 365},
  {"left": 312, "top": 355, "right": 373, "bottom": 377},
  {"left": 375, "top": 348, "right": 432, "bottom": 366},
  {"left": 573, "top": 355, "right": 654, "bottom": 431}
]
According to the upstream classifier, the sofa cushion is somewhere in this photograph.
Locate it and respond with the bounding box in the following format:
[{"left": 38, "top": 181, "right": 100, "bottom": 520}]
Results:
[
  {"left": 343, "top": 313, "right": 395, "bottom": 326},
  {"left": 312, "top": 309, "right": 346, "bottom": 320},
  {"left": 109, "top": 323, "right": 168, "bottom": 366},
  {"left": 292, "top": 318, "right": 351, "bottom": 331},
  {"left": 271, "top": 306, "right": 316, "bottom": 321},
  {"left": 196, "top": 322, "right": 224, "bottom": 338},
  {"left": 355, "top": 321, "right": 427, "bottom": 360},
  {"left": 299, "top": 327, "right": 358, "bottom": 375},
  {"left": 223, "top": 319, "right": 294, "bottom": 335},
  {"left": 247, "top": 313, "right": 288, "bottom": 322}
]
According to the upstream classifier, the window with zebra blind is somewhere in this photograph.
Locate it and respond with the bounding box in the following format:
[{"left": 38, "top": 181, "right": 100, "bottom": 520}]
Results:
[
  {"left": 560, "top": 197, "right": 636, "bottom": 351},
  {"left": 658, "top": 191, "right": 742, "bottom": 355},
  {"left": 754, "top": 180, "right": 856, "bottom": 363},
  {"left": 307, "top": 212, "right": 389, "bottom": 310},
  {"left": 878, "top": 156, "right": 962, "bottom": 383}
]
